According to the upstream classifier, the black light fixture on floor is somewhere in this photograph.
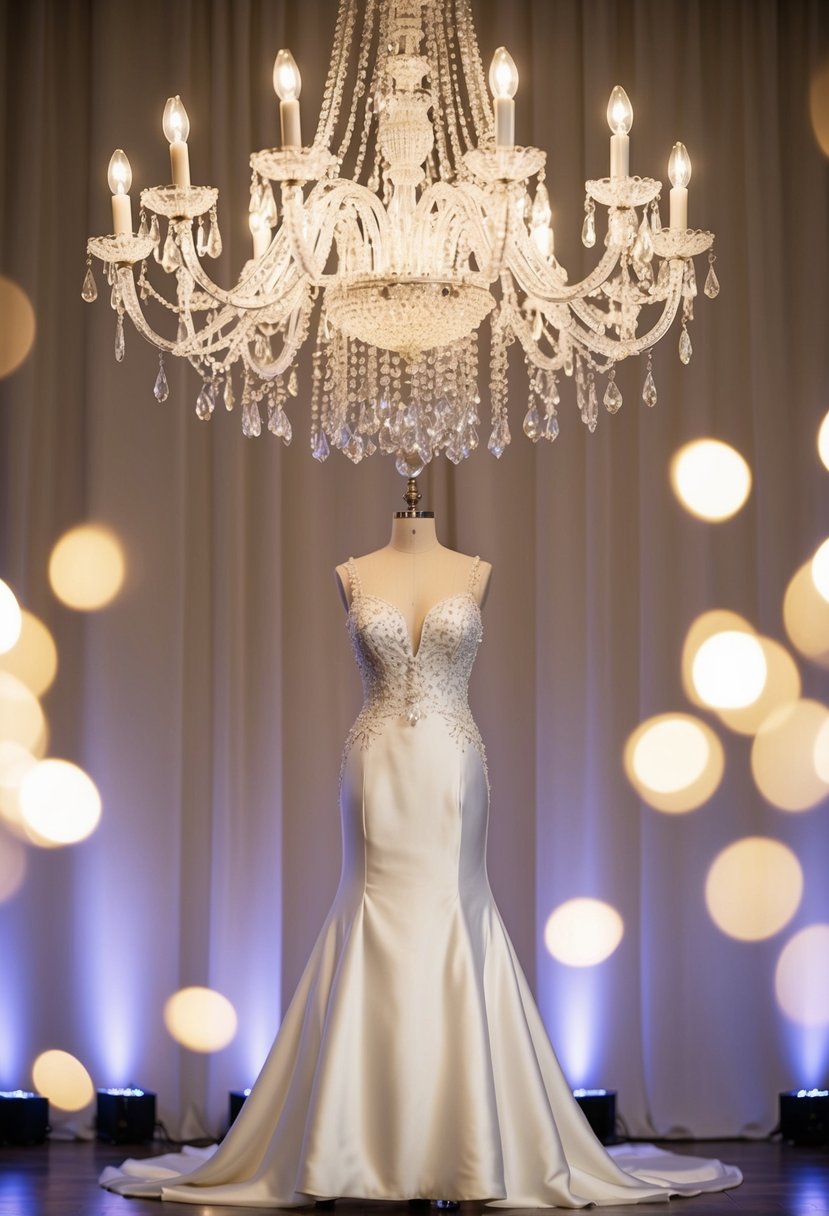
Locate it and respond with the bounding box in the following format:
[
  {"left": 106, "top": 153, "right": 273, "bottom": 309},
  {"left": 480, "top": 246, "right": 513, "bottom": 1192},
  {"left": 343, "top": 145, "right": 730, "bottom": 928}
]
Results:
[
  {"left": 779, "top": 1089, "right": 829, "bottom": 1145},
  {"left": 0, "top": 1091, "right": 49, "bottom": 1145},
  {"left": 96, "top": 1087, "right": 156, "bottom": 1143},
  {"left": 228, "top": 1088, "right": 251, "bottom": 1129},
  {"left": 573, "top": 1089, "right": 617, "bottom": 1144}
]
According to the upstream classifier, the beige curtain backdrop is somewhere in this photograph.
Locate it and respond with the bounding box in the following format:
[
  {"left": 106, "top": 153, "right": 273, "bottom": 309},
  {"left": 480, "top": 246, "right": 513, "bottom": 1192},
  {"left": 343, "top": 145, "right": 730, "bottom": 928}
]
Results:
[{"left": 1, "top": 0, "right": 828, "bottom": 1138}]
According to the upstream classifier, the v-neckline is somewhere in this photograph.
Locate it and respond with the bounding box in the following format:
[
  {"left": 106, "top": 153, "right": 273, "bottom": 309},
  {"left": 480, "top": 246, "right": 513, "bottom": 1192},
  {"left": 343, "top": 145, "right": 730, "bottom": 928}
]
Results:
[{"left": 349, "top": 591, "right": 480, "bottom": 660}]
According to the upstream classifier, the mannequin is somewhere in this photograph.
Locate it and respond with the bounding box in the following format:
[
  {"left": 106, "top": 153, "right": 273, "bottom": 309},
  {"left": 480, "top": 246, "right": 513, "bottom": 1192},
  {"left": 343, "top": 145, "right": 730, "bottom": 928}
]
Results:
[{"left": 335, "top": 514, "right": 492, "bottom": 653}]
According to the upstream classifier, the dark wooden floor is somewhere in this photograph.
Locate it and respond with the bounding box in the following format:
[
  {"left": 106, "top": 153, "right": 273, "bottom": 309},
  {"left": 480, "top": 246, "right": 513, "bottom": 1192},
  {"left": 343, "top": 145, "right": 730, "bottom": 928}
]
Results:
[{"left": 0, "top": 1139, "right": 827, "bottom": 1216}]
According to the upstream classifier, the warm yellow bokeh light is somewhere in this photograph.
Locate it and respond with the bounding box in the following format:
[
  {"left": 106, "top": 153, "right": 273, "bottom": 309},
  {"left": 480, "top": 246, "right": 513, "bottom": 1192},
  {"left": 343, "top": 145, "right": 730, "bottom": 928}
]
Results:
[
  {"left": 0, "top": 741, "right": 38, "bottom": 839},
  {"left": 751, "top": 699, "right": 829, "bottom": 812},
  {"left": 717, "top": 638, "right": 801, "bottom": 736},
  {"left": 670, "top": 439, "right": 752, "bottom": 522},
  {"left": 624, "top": 713, "right": 724, "bottom": 813},
  {"left": 775, "top": 925, "right": 829, "bottom": 1028},
  {"left": 811, "top": 539, "right": 829, "bottom": 604},
  {"left": 682, "top": 610, "right": 756, "bottom": 707},
  {"left": 0, "top": 672, "right": 46, "bottom": 755},
  {"left": 0, "top": 827, "right": 27, "bottom": 903},
  {"left": 32, "top": 1049, "right": 95, "bottom": 1111},
  {"left": 0, "top": 579, "right": 22, "bottom": 655},
  {"left": 0, "top": 276, "right": 36, "bottom": 378},
  {"left": 819, "top": 411, "right": 829, "bottom": 472},
  {"left": 705, "top": 837, "right": 803, "bottom": 941},
  {"left": 810, "top": 59, "right": 829, "bottom": 158},
  {"left": 815, "top": 717, "right": 829, "bottom": 784},
  {"left": 0, "top": 609, "right": 58, "bottom": 697},
  {"left": 783, "top": 561, "right": 829, "bottom": 668},
  {"left": 692, "top": 630, "right": 767, "bottom": 710},
  {"left": 164, "top": 986, "right": 238, "bottom": 1052},
  {"left": 48, "top": 524, "right": 125, "bottom": 611},
  {"left": 20, "top": 759, "right": 102, "bottom": 846},
  {"left": 543, "top": 898, "right": 624, "bottom": 967}
]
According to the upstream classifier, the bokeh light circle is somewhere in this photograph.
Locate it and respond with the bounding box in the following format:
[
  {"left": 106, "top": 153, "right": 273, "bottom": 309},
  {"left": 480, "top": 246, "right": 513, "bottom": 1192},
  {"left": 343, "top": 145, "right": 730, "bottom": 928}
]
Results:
[
  {"left": 0, "top": 827, "right": 27, "bottom": 902},
  {"left": 32, "top": 1050, "right": 94, "bottom": 1111},
  {"left": 783, "top": 562, "right": 829, "bottom": 668},
  {"left": 0, "top": 672, "right": 46, "bottom": 755},
  {"left": 691, "top": 630, "right": 767, "bottom": 710},
  {"left": 624, "top": 713, "right": 724, "bottom": 813},
  {"left": 0, "top": 276, "right": 36, "bottom": 378},
  {"left": 20, "top": 759, "right": 102, "bottom": 846},
  {"left": 815, "top": 717, "right": 829, "bottom": 783},
  {"left": 48, "top": 524, "right": 125, "bottom": 611},
  {"left": 717, "top": 638, "right": 801, "bottom": 736},
  {"left": 705, "top": 837, "right": 803, "bottom": 941},
  {"left": 811, "top": 539, "right": 829, "bottom": 604},
  {"left": 0, "top": 579, "right": 22, "bottom": 655},
  {"left": 163, "top": 986, "right": 238, "bottom": 1052},
  {"left": 819, "top": 411, "right": 829, "bottom": 472},
  {"left": 775, "top": 925, "right": 829, "bottom": 1027},
  {"left": 0, "top": 741, "right": 38, "bottom": 838},
  {"left": 543, "top": 898, "right": 624, "bottom": 967},
  {"left": 0, "top": 609, "right": 58, "bottom": 697},
  {"left": 810, "top": 59, "right": 829, "bottom": 158},
  {"left": 670, "top": 439, "right": 752, "bottom": 521},
  {"left": 682, "top": 610, "right": 757, "bottom": 707},
  {"left": 751, "top": 699, "right": 829, "bottom": 812}
]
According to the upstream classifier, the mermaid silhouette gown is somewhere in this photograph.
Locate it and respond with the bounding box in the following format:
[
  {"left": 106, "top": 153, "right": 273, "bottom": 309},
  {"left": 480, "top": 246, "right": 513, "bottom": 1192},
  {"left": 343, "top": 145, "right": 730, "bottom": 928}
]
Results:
[{"left": 101, "top": 557, "right": 741, "bottom": 1207}]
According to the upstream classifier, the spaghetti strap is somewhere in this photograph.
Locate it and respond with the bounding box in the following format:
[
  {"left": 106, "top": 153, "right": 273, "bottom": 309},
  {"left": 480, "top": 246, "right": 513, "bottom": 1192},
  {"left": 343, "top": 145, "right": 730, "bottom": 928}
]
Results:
[
  {"left": 467, "top": 555, "right": 481, "bottom": 596},
  {"left": 347, "top": 557, "right": 363, "bottom": 604}
]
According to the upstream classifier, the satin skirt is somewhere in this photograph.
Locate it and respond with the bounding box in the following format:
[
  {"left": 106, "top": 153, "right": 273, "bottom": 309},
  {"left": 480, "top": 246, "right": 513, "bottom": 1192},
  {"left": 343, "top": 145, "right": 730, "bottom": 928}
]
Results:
[{"left": 100, "top": 718, "right": 741, "bottom": 1207}]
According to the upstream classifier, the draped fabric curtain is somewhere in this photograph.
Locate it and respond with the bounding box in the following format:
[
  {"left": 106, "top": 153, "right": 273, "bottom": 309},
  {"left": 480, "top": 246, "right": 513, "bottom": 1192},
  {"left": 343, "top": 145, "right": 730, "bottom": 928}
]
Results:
[{"left": 1, "top": 0, "right": 828, "bottom": 1138}]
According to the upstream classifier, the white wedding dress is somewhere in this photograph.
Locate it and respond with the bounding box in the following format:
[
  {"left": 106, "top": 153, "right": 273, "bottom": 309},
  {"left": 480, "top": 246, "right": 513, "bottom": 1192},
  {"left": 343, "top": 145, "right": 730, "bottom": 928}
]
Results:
[{"left": 101, "top": 557, "right": 741, "bottom": 1207}]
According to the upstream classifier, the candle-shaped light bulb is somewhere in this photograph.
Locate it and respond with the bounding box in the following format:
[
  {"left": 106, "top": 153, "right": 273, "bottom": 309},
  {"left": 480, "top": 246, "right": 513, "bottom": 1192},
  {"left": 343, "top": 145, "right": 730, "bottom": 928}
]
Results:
[
  {"left": 606, "top": 86, "right": 633, "bottom": 136},
  {"left": 273, "top": 50, "right": 303, "bottom": 147},
  {"left": 489, "top": 46, "right": 519, "bottom": 100},
  {"left": 489, "top": 47, "right": 518, "bottom": 149},
  {"left": 273, "top": 49, "right": 302, "bottom": 101},
  {"left": 163, "top": 96, "right": 191, "bottom": 187},
  {"left": 668, "top": 141, "right": 692, "bottom": 189},
  {"left": 107, "top": 149, "right": 133, "bottom": 235},
  {"left": 607, "top": 86, "right": 633, "bottom": 178},
  {"left": 668, "top": 142, "right": 691, "bottom": 229}
]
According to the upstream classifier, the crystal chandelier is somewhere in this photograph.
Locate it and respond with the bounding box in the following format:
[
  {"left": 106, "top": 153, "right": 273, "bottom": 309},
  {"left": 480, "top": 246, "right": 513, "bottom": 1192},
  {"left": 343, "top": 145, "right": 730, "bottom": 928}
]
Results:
[{"left": 83, "top": 0, "right": 719, "bottom": 477}]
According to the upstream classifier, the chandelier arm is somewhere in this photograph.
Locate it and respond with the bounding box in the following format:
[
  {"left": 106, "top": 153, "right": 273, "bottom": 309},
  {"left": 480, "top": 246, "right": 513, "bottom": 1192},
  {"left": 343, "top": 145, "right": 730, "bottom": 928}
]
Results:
[
  {"left": 560, "top": 263, "right": 684, "bottom": 359},
  {"left": 509, "top": 232, "right": 625, "bottom": 304},
  {"left": 282, "top": 178, "right": 392, "bottom": 282},
  {"left": 173, "top": 222, "right": 300, "bottom": 311},
  {"left": 414, "top": 182, "right": 492, "bottom": 268},
  {"left": 117, "top": 269, "right": 181, "bottom": 353},
  {"left": 244, "top": 297, "right": 313, "bottom": 380},
  {"left": 506, "top": 304, "right": 567, "bottom": 373}
]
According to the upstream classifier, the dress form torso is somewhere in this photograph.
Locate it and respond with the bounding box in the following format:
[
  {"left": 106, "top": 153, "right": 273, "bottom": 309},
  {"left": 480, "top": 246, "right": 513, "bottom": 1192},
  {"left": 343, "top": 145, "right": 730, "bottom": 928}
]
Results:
[{"left": 335, "top": 516, "right": 492, "bottom": 655}]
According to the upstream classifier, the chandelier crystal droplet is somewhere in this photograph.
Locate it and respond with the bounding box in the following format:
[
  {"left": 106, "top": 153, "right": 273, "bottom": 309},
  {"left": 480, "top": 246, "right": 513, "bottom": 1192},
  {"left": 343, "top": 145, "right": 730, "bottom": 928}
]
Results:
[{"left": 84, "top": 0, "right": 717, "bottom": 472}]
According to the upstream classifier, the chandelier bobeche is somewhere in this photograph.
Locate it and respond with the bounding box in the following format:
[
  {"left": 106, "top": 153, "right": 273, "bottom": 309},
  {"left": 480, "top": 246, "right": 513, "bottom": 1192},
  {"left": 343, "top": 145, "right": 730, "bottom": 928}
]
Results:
[{"left": 83, "top": 0, "right": 718, "bottom": 476}]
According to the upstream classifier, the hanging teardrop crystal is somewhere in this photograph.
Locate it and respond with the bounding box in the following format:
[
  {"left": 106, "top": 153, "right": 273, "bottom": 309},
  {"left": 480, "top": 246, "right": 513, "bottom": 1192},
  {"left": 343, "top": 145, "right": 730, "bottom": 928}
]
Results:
[
  {"left": 195, "top": 382, "right": 215, "bottom": 420},
  {"left": 81, "top": 264, "right": 97, "bottom": 302},
  {"left": 678, "top": 323, "right": 693, "bottom": 365},
  {"left": 114, "top": 312, "right": 125, "bottom": 362},
  {"left": 242, "top": 397, "right": 262, "bottom": 437},
  {"left": 153, "top": 356, "right": 169, "bottom": 402},
  {"left": 704, "top": 255, "right": 720, "bottom": 299},
  {"left": 161, "top": 228, "right": 180, "bottom": 273},
  {"left": 149, "top": 212, "right": 161, "bottom": 247},
  {"left": 177, "top": 314, "right": 187, "bottom": 344},
  {"left": 196, "top": 219, "right": 208, "bottom": 257},
  {"left": 582, "top": 205, "right": 596, "bottom": 249},
  {"left": 207, "top": 212, "right": 223, "bottom": 258},
  {"left": 683, "top": 259, "right": 697, "bottom": 299},
  {"left": 636, "top": 213, "right": 654, "bottom": 263},
  {"left": 604, "top": 372, "right": 623, "bottom": 414},
  {"left": 650, "top": 200, "right": 662, "bottom": 234},
  {"left": 642, "top": 351, "right": 658, "bottom": 407},
  {"left": 261, "top": 183, "right": 278, "bottom": 227},
  {"left": 522, "top": 404, "right": 541, "bottom": 441},
  {"left": 287, "top": 369, "right": 298, "bottom": 397},
  {"left": 543, "top": 410, "right": 560, "bottom": 442},
  {"left": 223, "top": 376, "right": 235, "bottom": 411},
  {"left": 311, "top": 428, "right": 330, "bottom": 462}
]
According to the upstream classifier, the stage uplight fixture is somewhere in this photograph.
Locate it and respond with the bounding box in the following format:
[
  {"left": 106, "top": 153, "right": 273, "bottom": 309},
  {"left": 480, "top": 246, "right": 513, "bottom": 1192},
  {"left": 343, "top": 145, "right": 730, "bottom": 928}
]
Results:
[
  {"left": 96, "top": 1087, "right": 156, "bottom": 1143},
  {"left": 573, "top": 1088, "right": 617, "bottom": 1144},
  {"left": 779, "top": 1089, "right": 829, "bottom": 1145},
  {"left": 0, "top": 1090, "right": 49, "bottom": 1145}
]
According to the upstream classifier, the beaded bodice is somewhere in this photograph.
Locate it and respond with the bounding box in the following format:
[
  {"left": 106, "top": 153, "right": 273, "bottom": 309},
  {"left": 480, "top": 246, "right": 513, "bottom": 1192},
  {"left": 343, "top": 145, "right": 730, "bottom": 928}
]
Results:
[{"left": 343, "top": 556, "right": 486, "bottom": 778}]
